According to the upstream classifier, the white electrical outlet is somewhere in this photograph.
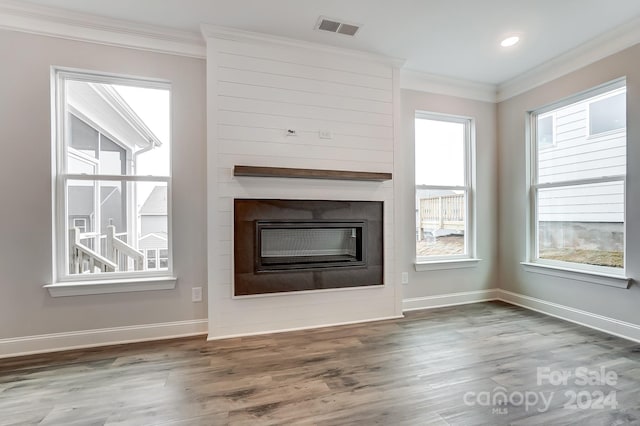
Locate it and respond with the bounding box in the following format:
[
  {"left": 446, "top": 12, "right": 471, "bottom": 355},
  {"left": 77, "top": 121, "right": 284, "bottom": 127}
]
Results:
[
  {"left": 191, "top": 287, "right": 203, "bottom": 302},
  {"left": 401, "top": 272, "right": 409, "bottom": 284},
  {"left": 319, "top": 130, "right": 332, "bottom": 139}
]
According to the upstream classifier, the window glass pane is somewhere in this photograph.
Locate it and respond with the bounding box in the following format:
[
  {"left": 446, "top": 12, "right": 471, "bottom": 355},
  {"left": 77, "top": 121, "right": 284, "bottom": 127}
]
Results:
[
  {"left": 68, "top": 152, "right": 96, "bottom": 174},
  {"left": 590, "top": 93, "right": 625, "bottom": 135},
  {"left": 159, "top": 249, "right": 169, "bottom": 270},
  {"left": 537, "top": 115, "right": 554, "bottom": 149},
  {"left": 100, "top": 182, "right": 125, "bottom": 235},
  {"left": 113, "top": 84, "right": 171, "bottom": 177},
  {"left": 537, "top": 88, "right": 626, "bottom": 185},
  {"left": 100, "top": 135, "right": 126, "bottom": 175},
  {"left": 64, "top": 80, "right": 170, "bottom": 177},
  {"left": 66, "top": 179, "right": 168, "bottom": 275},
  {"left": 538, "top": 181, "right": 624, "bottom": 268},
  {"left": 138, "top": 182, "right": 169, "bottom": 271},
  {"left": 58, "top": 71, "right": 172, "bottom": 281},
  {"left": 69, "top": 114, "right": 98, "bottom": 159},
  {"left": 415, "top": 118, "right": 465, "bottom": 186},
  {"left": 416, "top": 189, "right": 466, "bottom": 257},
  {"left": 415, "top": 115, "right": 470, "bottom": 260},
  {"left": 68, "top": 181, "right": 96, "bottom": 251}
]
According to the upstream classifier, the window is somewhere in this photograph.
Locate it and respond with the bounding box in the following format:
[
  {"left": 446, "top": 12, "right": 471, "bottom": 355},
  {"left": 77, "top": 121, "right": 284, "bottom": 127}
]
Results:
[
  {"left": 537, "top": 114, "right": 555, "bottom": 149},
  {"left": 589, "top": 92, "right": 625, "bottom": 136},
  {"left": 146, "top": 249, "right": 157, "bottom": 270},
  {"left": 530, "top": 80, "right": 626, "bottom": 273},
  {"left": 142, "top": 248, "right": 169, "bottom": 271},
  {"left": 159, "top": 249, "right": 169, "bottom": 269},
  {"left": 52, "top": 69, "right": 172, "bottom": 284},
  {"left": 415, "top": 113, "right": 474, "bottom": 262},
  {"left": 73, "top": 218, "right": 87, "bottom": 233}
]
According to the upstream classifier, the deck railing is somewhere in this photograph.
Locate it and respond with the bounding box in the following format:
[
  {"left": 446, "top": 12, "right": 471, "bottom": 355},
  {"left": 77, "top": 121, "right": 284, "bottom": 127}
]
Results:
[
  {"left": 419, "top": 194, "right": 465, "bottom": 238},
  {"left": 70, "top": 225, "right": 145, "bottom": 274},
  {"left": 69, "top": 228, "right": 117, "bottom": 274},
  {"left": 105, "top": 225, "right": 145, "bottom": 271}
]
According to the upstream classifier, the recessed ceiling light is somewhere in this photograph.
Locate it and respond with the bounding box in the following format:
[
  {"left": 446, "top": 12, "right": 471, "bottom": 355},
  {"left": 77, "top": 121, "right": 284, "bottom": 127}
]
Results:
[{"left": 501, "top": 36, "right": 520, "bottom": 47}]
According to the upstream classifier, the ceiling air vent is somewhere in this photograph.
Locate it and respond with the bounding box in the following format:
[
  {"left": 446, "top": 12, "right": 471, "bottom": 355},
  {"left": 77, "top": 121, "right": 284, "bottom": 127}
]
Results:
[{"left": 315, "top": 16, "right": 360, "bottom": 37}]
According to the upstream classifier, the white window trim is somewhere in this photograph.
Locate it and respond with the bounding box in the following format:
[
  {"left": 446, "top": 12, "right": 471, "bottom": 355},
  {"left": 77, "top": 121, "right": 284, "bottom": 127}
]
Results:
[
  {"left": 414, "top": 112, "right": 476, "bottom": 268},
  {"left": 527, "top": 78, "right": 627, "bottom": 281},
  {"left": 520, "top": 262, "right": 630, "bottom": 289},
  {"left": 44, "top": 276, "right": 176, "bottom": 297},
  {"left": 415, "top": 258, "right": 481, "bottom": 271},
  {"left": 48, "top": 67, "right": 175, "bottom": 296}
]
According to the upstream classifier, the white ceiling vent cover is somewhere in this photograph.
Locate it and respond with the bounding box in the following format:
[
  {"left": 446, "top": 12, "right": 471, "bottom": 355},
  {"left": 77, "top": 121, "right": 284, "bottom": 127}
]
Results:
[{"left": 315, "top": 16, "right": 360, "bottom": 36}]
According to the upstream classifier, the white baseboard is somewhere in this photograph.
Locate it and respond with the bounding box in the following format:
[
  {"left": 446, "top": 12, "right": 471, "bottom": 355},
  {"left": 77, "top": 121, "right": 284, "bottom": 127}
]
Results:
[
  {"left": 402, "top": 288, "right": 499, "bottom": 312},
  {"left": 5, "top": 290, "right": 638, "bottom": 359},
  {"left": 0, "top": 319, "right": 208, "bottom": 359},
  {"left": 207, "top": 315, "right": 404, "bottom": 341},
  {"left": 497, "top": 289, "right": 640, "bottom": 344}
]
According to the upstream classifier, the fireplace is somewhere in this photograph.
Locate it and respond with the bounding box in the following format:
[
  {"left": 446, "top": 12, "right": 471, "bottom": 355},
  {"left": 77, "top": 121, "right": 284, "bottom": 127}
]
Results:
[
  {"left": 234, "top": 199, "right": 383, "bottom": 296},
  {"left": 256, "top": 220, "right": 367, "bottom": 271}
]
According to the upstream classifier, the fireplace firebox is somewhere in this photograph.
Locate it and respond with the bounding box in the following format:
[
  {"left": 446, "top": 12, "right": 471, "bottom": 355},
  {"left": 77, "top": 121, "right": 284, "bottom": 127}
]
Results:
[
  {"left": 234, "top": 199, "right": 383, "bottom": 296},
  {"left": 256, "top": 220, "right": 366, "bottom": 271}
]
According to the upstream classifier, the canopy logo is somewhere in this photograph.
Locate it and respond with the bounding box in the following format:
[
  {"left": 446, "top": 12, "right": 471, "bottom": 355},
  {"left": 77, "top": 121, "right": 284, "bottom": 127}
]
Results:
[{"left": 463, "top": 366, "right": 619, "bottom": 415}]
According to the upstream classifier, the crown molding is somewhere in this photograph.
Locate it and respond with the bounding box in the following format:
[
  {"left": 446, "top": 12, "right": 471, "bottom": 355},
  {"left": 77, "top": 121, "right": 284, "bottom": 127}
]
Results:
[
  {"left": 400, "top": 69, "right": 497, "bottom": 103},
  {"left": 0, "top": 0, "right": 205, "bottom": 58},
  {"left": 201, "top": 23, "right": 406, "bottom": 69},
  {"left": 497, "top": 16, "right": 640, "bottom": 102},
  {"left": 2, "top": 0, "right": 638, "bottom": 98}
]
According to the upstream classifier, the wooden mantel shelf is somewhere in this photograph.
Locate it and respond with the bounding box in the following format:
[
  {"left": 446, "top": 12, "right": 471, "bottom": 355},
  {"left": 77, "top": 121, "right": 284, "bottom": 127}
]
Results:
[{"left": 233, "top": 165, "right": 392, "bottom": 182}]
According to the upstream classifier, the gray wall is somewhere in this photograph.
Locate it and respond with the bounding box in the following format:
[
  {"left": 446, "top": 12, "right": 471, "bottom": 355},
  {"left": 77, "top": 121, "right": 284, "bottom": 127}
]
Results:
[
  {"left": 400, "top": 89, "right": 499, "bottom": 298},
  {"left": 2, "top": 25, "right": 636, "bottom": 344},
  {"left": 0, "top": 30, "right": 207, "bottom": 338},
  {"left": 498, "top": 43, "right": 640, "bottom": 324}
]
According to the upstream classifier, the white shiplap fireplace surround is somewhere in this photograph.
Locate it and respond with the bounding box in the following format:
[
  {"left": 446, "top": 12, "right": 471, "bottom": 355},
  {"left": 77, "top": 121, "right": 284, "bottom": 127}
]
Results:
[{"left": 204, "top": 26, "right": 405, "bottom": 339}]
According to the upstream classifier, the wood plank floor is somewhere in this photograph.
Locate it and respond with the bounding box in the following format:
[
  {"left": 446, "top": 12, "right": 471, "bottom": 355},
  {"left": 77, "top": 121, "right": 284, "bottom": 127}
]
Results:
[{"left": 1, "top": 301, "right": 640, "bottom": 425}]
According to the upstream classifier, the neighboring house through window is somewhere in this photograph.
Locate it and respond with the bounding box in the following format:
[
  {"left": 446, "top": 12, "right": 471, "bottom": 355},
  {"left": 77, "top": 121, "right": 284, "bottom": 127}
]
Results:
[
  {"left": 530, "top": 79, "right": 626, "bottom": 273},
  {"left": 52, "top": 68, "right": 172, "bottom": 283},
  {"left": 139, "top": 185, "right": 169, "bottom": 271}
]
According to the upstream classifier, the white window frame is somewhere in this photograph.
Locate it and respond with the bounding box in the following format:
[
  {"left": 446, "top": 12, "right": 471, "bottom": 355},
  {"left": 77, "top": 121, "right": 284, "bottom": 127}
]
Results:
[
  {"left": 46, "top": 67, "right": 176, "bottom": 296},
  {"left": 414, "top": 111, "right": 479, "bottom": 271},
  {"left": 525, "top": 78, "right": 629, "bottom": 287}
]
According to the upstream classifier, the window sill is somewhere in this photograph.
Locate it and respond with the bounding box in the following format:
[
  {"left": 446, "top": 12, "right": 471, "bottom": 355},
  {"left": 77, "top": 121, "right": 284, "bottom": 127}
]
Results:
[
  {"left": 45, "top": 276, "right": 177, "bottom": 297},
  {"left": 415, "top": 258, "right": 481, "bottom": 271},
  {"left": 520, "top": 262, "right": 630, "bottom": 289}
]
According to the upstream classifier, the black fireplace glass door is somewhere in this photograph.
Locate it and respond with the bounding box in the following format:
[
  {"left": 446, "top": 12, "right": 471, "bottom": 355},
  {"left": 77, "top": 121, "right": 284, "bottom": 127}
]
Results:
[{"left": 255, "top": 221, "right": 366, "bottom": 271}]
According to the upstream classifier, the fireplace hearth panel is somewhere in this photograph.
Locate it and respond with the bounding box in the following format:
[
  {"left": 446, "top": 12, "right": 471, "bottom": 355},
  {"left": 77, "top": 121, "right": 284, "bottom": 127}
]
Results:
[{"left": 234, "top": 199, "right": 383, "bottom": 296}]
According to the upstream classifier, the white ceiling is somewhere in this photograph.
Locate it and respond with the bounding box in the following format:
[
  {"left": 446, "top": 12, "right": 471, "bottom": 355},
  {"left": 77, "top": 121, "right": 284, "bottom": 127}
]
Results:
[{"left": 18, "top": 0, "right": 640, "bottom": 85}]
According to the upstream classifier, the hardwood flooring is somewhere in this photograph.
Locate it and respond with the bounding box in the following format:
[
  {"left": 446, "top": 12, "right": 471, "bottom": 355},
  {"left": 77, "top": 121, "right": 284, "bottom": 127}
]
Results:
[{"left": 1, "top": 301, "right": 640, "bottom": 425}]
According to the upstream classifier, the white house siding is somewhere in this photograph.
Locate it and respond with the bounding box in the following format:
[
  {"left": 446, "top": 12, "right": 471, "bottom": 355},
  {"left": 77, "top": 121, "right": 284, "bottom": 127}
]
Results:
[
  {"left": 538, "top": 99, "right": 625, "bottom": 223},
  {"left": 206, "top": 31, "right": 399, "bottom": 338},
  {"left": 141, "top": 215, "right": 168, "bottom": 236},
  {"left": 138, "top": 233, "right": 167, "bottom": 251}
]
